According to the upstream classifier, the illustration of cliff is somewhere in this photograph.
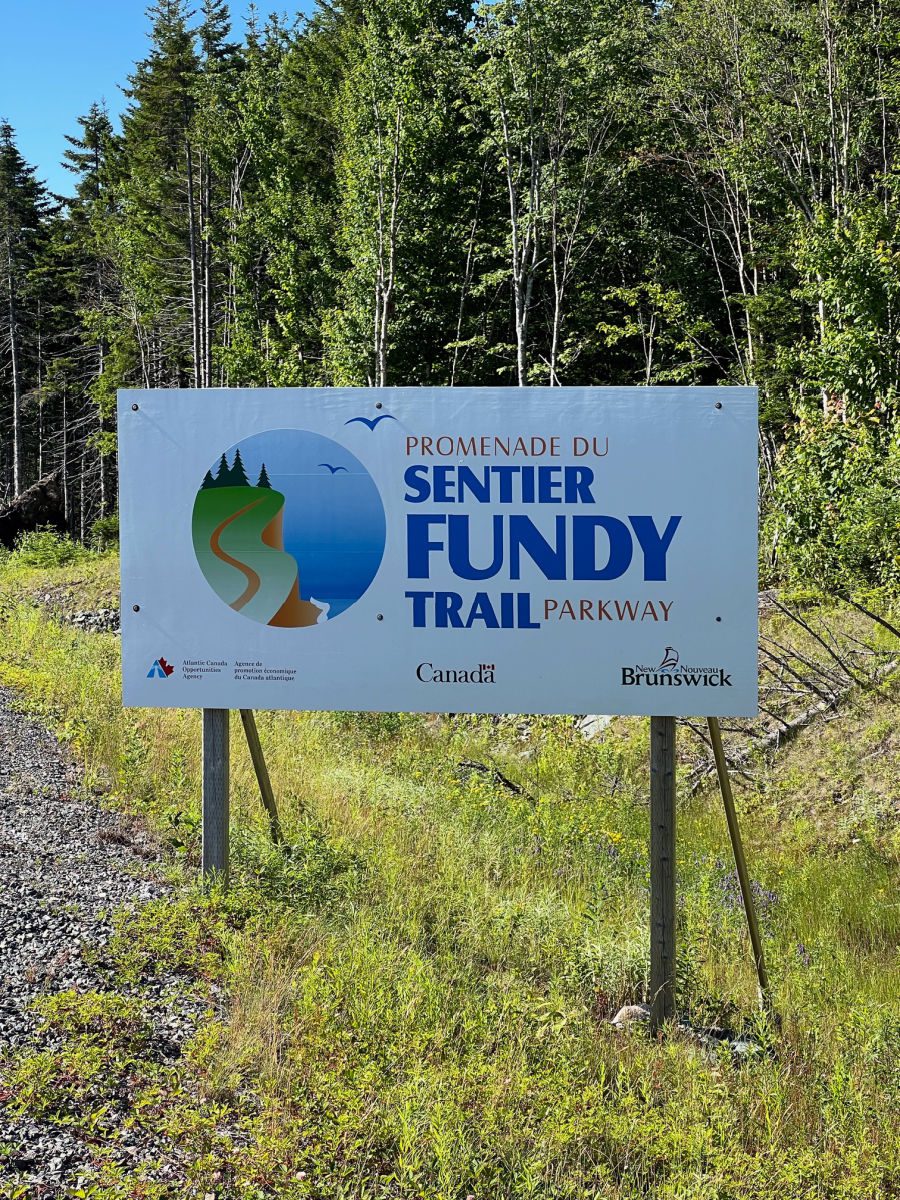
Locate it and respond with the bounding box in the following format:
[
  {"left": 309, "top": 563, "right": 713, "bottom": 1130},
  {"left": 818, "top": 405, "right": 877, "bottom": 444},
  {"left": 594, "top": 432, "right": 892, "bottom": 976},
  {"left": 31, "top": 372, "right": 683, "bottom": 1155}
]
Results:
[{"left": 192, "top": 453, "right": 323, "bottom": 628}]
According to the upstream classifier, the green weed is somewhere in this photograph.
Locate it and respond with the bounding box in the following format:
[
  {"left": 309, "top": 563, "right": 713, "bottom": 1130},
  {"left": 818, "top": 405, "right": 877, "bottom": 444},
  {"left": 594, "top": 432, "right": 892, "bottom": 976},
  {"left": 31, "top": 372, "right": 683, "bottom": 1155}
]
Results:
[
  {"left": 11, "top": 527, "right": 93, "bottom": 568},
  {"left": 0, "top": 561, "right": 897, "bottom": 1197}
]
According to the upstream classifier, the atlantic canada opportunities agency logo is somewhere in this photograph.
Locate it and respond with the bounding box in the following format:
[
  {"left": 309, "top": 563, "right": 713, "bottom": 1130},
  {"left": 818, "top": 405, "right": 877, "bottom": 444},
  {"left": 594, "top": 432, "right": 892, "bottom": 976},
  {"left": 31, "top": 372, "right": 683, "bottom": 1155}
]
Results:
[{"left": 191, "top": 428, "right": 386, "bottom": 628}]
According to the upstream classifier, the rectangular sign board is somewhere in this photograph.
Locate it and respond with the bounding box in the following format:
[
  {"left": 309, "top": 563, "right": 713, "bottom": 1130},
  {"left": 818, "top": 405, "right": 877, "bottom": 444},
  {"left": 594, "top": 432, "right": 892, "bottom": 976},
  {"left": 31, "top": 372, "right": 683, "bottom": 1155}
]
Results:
[{"left": 118, "top": 387, "right": 758, "bottom": 716}]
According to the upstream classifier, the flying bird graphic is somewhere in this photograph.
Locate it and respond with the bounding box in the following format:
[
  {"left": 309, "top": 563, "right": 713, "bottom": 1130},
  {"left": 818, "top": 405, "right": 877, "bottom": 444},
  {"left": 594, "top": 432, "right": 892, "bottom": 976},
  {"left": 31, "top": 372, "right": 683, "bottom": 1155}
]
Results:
[
  {"left": 318, "top": 463, "right": 348, "bottom": 474},
  {"left": 344, "top": 413, "right": 398, "bottom": 431},
  {"left": 658, "top": 647, "right": 679, "bottom": 671}
]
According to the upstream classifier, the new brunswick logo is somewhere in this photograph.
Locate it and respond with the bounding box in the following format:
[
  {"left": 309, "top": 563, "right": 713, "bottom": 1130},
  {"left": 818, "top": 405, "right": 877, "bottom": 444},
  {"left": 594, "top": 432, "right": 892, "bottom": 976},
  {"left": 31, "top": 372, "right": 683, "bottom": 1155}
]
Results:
[
  {"left": 147, "top": 657, "right": 175, "bottom": 679},
  {"left": 621, "top": 647, "right": 732, "bottom": 689},
  {"left": 658, "top": 646, "right": 679, "bottom": 671}
]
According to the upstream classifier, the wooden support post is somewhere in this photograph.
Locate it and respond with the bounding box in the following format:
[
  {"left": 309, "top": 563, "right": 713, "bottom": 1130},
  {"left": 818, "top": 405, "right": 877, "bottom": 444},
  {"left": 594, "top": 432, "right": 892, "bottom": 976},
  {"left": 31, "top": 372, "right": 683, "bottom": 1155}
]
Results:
[
  {"left": 202, "top": 708, "right": 230, "bottom": 885},
  {"left": 240, "top": 709, "right": 283, "bottom": 845},
  {"left": 706, "top": 717, "right": 773, "bottom": 1014},
  {"left": 650, "top": 715, "right": 676, "bottom": 1032}
]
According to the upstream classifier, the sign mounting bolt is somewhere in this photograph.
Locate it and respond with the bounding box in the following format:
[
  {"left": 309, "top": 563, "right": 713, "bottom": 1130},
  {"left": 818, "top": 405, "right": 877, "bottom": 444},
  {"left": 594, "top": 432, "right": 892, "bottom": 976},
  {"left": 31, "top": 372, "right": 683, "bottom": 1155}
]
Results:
[
  {"left": 131, "top": 403, "right": 139, "bottom": 411},
  {"left": 132, "top": 604, "right": 141, "bottom": 612}
]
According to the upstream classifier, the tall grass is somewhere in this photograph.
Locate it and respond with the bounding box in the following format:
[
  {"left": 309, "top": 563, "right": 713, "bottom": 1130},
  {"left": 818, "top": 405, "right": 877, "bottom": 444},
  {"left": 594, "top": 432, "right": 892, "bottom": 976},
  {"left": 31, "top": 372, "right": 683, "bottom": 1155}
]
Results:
[{"left": 0, "top": 557, "right": 897, "bottom": 1199}]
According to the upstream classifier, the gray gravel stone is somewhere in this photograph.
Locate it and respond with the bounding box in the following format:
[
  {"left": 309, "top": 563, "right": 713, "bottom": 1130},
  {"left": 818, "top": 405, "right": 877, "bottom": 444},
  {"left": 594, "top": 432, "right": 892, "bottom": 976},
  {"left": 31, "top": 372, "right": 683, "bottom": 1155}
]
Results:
[
  {"left": 67, "top": 607, "right": 120, "bottom": 634},
  {"left": 0, "top": 686, "right": 207, "bottom": 1191}
]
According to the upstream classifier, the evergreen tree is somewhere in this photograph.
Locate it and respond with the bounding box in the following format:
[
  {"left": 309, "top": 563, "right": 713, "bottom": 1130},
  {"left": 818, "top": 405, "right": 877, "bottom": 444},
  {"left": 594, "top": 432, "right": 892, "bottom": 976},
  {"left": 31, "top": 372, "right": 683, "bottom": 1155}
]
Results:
[
  {"left": 0, "top": 0, "right": 897, "bottom": 592},
  {"left": 118, "top": 0, "right": 201, "bottom": 385},
  {"left": 63, "top": 104, "right": 116, "bottom": 207},
  {"left": 201, "top": 468, "right": 216, "bottom": 488},
  {"left": 61, "top": 103, "right": 121, "bottom": 523},
  {"left": 257, "top": 462, "right": 271, "bottom": 488},
  {"left": 324, "top": 0, "right": 479, "bottom": 386},
  {"left": 230, "top": 446, "right": 248, "bottom": 485},
  {"left": 0, "top": 122, "right": 51, "bottom": 496},
  {"left": 199, "top": 0, "right": 239, "bottom": 62},
  {"left": 194, "top": 0, "right": 242, "bottom": 386}
]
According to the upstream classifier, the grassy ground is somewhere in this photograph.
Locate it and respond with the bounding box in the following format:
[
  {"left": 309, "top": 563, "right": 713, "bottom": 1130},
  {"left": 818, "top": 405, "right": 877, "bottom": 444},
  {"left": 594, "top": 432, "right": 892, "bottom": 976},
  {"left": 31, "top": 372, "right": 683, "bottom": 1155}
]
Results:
[{"left": 0, "top": 547, "right": 898, "bottom": 1199}]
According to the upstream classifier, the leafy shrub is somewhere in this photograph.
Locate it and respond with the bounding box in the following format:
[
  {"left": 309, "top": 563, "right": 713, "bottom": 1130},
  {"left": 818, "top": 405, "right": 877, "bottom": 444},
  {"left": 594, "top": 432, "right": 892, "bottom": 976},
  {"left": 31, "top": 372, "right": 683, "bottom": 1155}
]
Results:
[
  {"left": 12, "top": 526, "right": 91, "bottom": 567},
  {"left": 763, "top": 413, "right": 900, "bottom": 596},
  {"left": 106, "top": 893, "right": 234, "bottom": 985},
  {"left": 233, "top": 820, "right": 364, "bottom": 908},
  {"left": 33, "top": 990, "right": 149, "bottom": 1053},
  {"left": 90, "top": 511, "right": 119, "bottom": 550}
]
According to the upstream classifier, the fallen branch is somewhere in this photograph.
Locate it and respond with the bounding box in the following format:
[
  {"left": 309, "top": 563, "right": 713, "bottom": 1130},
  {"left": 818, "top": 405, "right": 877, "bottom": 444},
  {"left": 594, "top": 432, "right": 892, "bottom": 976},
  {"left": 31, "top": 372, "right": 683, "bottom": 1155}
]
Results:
[
  {"left": 838, "top": 595, "right": 900, "bottom": 644},
  {"left": 456, "top": 759, "right": 532, "bottom": 800},
  {"left": 688, "top": 658, "right": 899, "bottom": 794}
]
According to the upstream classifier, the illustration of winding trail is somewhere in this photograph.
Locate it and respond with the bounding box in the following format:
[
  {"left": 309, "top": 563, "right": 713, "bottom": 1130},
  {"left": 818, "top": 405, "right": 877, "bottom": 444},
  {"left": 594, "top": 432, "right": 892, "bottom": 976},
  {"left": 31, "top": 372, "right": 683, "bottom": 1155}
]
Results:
[
  {"left": 192, "top": 484, "right": 323, "bottom": 627},
  {"left": 209, "top": 498, "right": 265, "bottom": 611}
]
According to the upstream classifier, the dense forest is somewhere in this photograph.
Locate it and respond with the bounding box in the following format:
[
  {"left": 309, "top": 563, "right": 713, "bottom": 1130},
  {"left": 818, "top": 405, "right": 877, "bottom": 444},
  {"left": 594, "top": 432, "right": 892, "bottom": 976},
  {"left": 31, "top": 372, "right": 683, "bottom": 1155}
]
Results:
[{"left": 1, "top": 0, "right": 899, "bottom": 592}]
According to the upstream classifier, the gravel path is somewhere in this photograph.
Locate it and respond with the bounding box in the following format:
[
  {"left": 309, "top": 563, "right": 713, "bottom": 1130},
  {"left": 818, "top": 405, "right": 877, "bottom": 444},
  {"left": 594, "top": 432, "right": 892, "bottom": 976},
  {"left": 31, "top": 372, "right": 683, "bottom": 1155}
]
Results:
[{"left": 0, "top": 686, "right": 203, "bottom": 1194}]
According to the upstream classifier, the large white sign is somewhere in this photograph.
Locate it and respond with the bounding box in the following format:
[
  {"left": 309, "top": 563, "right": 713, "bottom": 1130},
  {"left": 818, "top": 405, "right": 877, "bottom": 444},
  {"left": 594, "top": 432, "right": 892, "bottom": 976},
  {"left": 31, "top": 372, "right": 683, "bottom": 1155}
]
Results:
[{"left": 118, "top": 387, "right": 758, "bottom": 716}]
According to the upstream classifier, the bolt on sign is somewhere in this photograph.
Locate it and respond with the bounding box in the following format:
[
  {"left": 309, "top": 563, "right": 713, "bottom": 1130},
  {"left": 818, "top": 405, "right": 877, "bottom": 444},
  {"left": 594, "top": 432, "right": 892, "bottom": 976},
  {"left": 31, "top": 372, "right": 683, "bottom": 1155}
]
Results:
[{"left": 118, "top": 387, "right": 759, "bottom": 716}]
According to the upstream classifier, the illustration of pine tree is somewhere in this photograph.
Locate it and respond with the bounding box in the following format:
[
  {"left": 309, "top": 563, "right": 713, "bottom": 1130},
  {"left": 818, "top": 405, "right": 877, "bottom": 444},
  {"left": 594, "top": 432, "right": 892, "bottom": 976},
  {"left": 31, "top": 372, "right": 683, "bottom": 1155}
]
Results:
[
  {"left": 200, "top": 469, "right": 216, "bottom": 490},
  {"left": 231, "top": 448, "right": 249, "bottom": 486},
  {"left": 214, "top": 453, "right": 230, "bottom": 485},
  {"left": 257, "top": 463, "right": 271, "bottom": 488}
]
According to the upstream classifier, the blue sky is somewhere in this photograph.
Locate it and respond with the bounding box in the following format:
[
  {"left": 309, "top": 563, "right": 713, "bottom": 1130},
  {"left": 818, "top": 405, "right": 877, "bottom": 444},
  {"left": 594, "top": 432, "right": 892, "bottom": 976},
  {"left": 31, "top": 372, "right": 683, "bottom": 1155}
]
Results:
[
  {"left": 0, "top": 2, "right": 307, "bottom": 198},
  {"left": 1, "top": 1, "right": 152, "bottom": 196}
]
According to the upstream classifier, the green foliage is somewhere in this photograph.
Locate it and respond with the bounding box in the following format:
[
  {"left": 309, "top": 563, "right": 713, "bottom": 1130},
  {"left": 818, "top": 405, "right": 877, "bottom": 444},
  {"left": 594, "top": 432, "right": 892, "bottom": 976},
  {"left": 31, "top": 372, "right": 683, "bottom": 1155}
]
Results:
[
  {"left": 90, "top": 512, "right": 119, "bottom": 549},
  {"left": 2, "top": 0, "right": 900, "bottom": 594},
  {"left": 0, "top": 563, "right": 898, "bottom": 1196},
  {"left": 764, "top": 415, "right": 900, "bottom": 594},
  {"left": 33, "top": 990, "right": 150, "bottom": 1053},
  {"left": 233, "top": 820, "right": 365, "bottom": 908},
  {"left": 105, "top": 893, "right": 233, "bottom": 985},
  {"left": 12, "top": 527, "right": 93, "bottom": 567}
]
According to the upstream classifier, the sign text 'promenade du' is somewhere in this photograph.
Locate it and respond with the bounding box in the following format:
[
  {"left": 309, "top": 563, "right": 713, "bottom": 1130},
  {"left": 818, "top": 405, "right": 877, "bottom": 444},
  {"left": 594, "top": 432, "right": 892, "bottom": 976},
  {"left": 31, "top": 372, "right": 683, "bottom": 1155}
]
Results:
[{"left": 119, "top": 387, "right": 758, "bottom": 716}]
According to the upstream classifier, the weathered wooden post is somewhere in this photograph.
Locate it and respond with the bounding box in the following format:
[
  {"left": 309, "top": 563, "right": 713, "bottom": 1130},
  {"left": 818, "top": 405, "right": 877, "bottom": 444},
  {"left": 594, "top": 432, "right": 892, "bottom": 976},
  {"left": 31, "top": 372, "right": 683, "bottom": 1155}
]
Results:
[
  {"left": 202, "top": 708, "right": 230, "bottom": 884},
  {"left": 650, "top": 715, "right": 676, "bottom": 1031},
  {"left": 706, "top": 717, "right": 772, "bottom": 1013},
  {"left": 240, "top": 709, "right": 283, "bottom": 845}
]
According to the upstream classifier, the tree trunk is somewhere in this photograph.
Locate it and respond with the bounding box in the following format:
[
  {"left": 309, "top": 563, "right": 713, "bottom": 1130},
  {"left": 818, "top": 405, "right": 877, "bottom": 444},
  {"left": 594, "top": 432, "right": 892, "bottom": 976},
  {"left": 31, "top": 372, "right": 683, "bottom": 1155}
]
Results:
[
  {"left": 186, "top": 139, "right": 202, "bottom": 387},
  {"left": 6, "top": 240, "right": 22, "bottom": 495},
  {"left": 372, "top": 103, "right": 402, "bottom": 388},
  {"left": 61, "top": 387, "right": 69, "bottom": 531}
]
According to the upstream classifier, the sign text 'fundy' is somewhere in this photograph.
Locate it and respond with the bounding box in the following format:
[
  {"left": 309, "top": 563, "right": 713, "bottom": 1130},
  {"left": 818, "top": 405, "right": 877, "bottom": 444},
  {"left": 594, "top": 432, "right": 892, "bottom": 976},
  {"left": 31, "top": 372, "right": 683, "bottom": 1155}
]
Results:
[{"left": 404, "top": 464, "right": 681, "bottom": 628}]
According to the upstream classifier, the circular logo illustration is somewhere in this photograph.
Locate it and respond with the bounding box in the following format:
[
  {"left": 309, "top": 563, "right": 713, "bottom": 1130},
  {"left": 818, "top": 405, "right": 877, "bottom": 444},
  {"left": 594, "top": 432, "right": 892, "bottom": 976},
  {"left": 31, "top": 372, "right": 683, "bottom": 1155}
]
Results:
[{"left": 191, "top": 429, "right": 386, "bottom": 627}]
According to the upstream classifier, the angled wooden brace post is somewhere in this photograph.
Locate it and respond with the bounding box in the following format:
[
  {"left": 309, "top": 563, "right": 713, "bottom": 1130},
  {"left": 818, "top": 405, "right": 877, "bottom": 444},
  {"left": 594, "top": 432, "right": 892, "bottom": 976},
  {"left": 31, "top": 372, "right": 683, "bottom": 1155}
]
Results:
[
  {"left": 240, "top": 709, "right": 284, "bottom": 846},
  {"left": 706, "top": 717, "right": 773, "bottom": 1015}
]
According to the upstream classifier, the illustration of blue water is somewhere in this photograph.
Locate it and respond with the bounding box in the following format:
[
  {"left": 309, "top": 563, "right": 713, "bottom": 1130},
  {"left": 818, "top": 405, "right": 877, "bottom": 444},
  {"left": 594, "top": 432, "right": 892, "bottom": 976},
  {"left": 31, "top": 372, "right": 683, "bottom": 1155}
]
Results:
[{"left": 225, "top": 429, "right": 386, "bottom": 618}]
